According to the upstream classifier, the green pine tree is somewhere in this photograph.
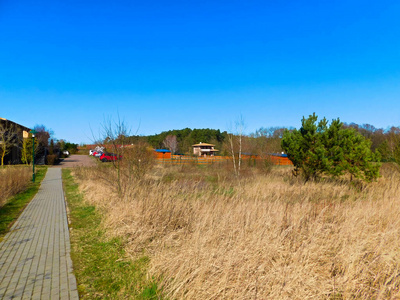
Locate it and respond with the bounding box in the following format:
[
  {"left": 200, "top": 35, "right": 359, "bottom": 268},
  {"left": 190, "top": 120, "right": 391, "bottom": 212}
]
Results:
[
  {"left": 376, "top": 140, "right": 392, "bottom": 162},
  {"left": 282, "top": 113, "right": 380, "bottom": 182}
]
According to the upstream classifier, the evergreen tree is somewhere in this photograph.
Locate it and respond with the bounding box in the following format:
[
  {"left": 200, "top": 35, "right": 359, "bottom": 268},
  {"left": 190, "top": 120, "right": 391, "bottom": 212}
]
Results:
[
  {"left": 376, "top": 140, "right": 392, "bottom": 162},
  {"left": 281, "top": 113, "right": 329, "bottom": 180},
  {"left": 282, "top": 113, "right": 380, "bottom": 182}
]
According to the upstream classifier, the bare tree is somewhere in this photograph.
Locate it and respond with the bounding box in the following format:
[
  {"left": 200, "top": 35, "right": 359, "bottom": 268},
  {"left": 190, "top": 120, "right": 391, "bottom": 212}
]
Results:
[
  {"left": 98, "top": 116, "right": 130, "bottom": 194},
  {"left": 93, "top": 116, "right": 155, "bottom": 196},
  {"left": 0, "top": 122, "right": 20, "bottom": 166},
  {"left": 250, "top": 126, "right": 292, "bottom": 154},
  {"left": 163, "top": 135, "right": 178, "bottom": 154},
  {"left": 227, "top": 115, "right": 246, "bottom": 179},
  {"left": 33, "top": 125, "right": 51, "bottom": 147}
]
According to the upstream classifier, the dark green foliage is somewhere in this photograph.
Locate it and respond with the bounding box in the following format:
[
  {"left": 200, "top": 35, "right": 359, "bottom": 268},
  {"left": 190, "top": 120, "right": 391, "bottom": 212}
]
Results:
[
  {"left": 64, "top": 142, "right": 79, "bottom": 154},
  {"left": 282, "top": 113, "right": 380, "bottom": 182},
  {"left": 57, "top": 140, "right": 78, "bottom": 155},
  {"left": 344, "top": 124, "right": 400, "bottom": 162},
  {"left": 281, "top": 113, "right": 327, "bottom": 180},
  {"left": 376, "top": 140, "right": 392, "bottom": 162}
]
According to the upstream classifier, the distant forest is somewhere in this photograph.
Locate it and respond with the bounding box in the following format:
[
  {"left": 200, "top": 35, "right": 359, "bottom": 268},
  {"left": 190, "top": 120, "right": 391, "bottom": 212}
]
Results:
[
  {"left": 121, "top": 123, "right": 400, "bottom": 161},
  {"left": 127, "top": 128, "right": 229, "bottom": 155}
]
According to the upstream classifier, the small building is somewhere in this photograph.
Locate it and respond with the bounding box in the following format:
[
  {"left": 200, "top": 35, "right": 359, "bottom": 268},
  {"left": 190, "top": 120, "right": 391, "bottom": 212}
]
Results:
[
  {"left": 192, "top": 142, "right": 219, "bottom": 157},
  {"left": 154, "top": 149, "right": 171, "bottom": 159}
]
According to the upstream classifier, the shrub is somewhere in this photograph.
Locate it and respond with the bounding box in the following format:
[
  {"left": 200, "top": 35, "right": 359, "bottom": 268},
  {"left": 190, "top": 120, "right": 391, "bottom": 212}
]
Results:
[
  {"left": 282, "top": 113, "right": 380, "bottom": 182},
  {"left": 46, "top": 154, "right": 59, "bottom": 165},
  {"left": 120, "top": 144, "right": 155, "bottom": 181}
]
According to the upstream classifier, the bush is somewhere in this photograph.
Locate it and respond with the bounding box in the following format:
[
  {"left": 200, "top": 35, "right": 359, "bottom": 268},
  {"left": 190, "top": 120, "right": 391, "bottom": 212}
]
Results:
[
  {"left": 120, "top": 144, "right": 155, "bottom": 181},
  {"left": 46, "top": 154, "right": 59, "bottom": 165}
]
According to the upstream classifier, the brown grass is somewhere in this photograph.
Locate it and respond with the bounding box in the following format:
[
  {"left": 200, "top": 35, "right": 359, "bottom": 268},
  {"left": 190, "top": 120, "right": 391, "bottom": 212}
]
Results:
[
  {"left": 73, "top": 162, "right": 400, "bottom": 299},
  {"left": 0, "top": 166, "right": 31, "bottom": 207}
]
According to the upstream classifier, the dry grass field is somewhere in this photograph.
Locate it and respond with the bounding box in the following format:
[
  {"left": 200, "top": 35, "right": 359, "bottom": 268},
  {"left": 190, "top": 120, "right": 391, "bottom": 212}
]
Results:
[
  {"left": 0, "top": 166, "right": 31, "bottom": 207},
  {"left": 73, "top": 162, "right": 400, "bottom": 299}
]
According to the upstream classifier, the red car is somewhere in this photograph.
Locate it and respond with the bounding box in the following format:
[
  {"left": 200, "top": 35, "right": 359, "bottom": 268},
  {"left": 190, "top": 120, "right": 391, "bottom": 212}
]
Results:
[{"left": 100, "top": 153, "right": 121, "bottom": 162}]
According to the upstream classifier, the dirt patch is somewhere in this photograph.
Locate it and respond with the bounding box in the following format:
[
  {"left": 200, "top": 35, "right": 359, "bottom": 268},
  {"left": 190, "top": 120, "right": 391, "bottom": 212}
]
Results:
[{"left": 54, "top": 155, "right": 96, "bottom": 168}]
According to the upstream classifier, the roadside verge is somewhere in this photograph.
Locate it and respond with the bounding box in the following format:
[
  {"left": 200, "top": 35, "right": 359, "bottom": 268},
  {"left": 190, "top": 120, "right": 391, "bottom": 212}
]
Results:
[
  {"left": 0, "top": 166, "right": 48, "bottom": 240},
  {"left": 62, "top": 169, "right": 162, "bottom": 299}
]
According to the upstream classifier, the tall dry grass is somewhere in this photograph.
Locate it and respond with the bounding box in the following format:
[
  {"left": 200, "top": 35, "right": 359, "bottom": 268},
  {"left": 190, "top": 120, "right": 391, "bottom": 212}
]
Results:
[
  {"left": 74, "top": 162, "right": 400, "bottom": 299},
  {"left": 0, "top": 166, "right": 31, "bottom": 207}
]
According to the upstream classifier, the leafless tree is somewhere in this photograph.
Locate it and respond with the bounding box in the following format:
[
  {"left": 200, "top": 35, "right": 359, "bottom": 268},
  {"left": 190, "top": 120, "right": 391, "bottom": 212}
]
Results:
[
  {"left": 227, "top": 115, "right": 246, "bottom": 179},
  {"left": 94, "top": 116, "right": 155, "bottom": 195},
  {"left": 163, "top": 135, "right": 178, "bottom": 154},
  {"left": 97, "top": 116, "right": 130, "bottom": 194},
  {"left": 0, "top": 122, "right": 20, "bottom": 166},
  {"left": 250, "top": 126, "right": 292, "bottom": 154},
  {"left": 33, "top": 125, "right": 51, "bottom": 147}
]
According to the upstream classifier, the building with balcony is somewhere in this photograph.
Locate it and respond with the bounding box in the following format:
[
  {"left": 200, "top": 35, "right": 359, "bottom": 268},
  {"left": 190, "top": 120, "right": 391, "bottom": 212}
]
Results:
[{"left": 192, "top": 142, "right": 219, "bottom": 157}]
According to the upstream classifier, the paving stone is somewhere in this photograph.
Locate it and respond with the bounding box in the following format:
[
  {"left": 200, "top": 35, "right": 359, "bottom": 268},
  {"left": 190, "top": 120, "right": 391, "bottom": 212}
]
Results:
[{"left": 0, "top": 168, "right": 79, "bottom": 299}]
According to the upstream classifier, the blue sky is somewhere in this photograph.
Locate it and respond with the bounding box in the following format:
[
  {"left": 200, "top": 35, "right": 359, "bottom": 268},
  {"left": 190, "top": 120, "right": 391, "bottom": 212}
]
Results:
[{"left": 1, "top": 0, "right": 400, "bottom": 144}]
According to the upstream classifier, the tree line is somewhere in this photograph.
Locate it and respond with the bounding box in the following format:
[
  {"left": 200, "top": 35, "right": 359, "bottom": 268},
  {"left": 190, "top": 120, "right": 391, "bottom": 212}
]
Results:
[
  {"left": 126, "top": 128, "right": 228, "bottom": 154},
  {"left": 95, "top": 114, "right": 400, "bottom": 183},
  {"left": 120, "top": 127, "right": 289, "bottom": 156},
  {"left": 117, "top": 122, "right": 400, "bottom": 164},
  {"left": 96, "top": 115, "right": 400, "bottom": 158}
]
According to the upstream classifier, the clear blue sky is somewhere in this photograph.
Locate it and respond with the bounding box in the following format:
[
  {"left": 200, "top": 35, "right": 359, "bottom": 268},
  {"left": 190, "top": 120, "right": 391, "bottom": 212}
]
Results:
[{"left": 1, "top": 0, "right": 400, "bottom": 144}]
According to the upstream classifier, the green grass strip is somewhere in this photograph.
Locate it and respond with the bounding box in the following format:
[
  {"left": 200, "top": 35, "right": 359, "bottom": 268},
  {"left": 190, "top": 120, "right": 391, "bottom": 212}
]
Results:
[
  {"left": 0, "top": 166, "right": 48, "bottom": 239},
  {"left": 62, "top": 169, "right": 163, "bottom": 300}
]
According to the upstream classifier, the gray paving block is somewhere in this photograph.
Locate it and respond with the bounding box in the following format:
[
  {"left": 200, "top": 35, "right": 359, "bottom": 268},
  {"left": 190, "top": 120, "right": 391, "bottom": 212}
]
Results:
[{"left": 0, "top": 168, "right": 79, "bottom": 299}]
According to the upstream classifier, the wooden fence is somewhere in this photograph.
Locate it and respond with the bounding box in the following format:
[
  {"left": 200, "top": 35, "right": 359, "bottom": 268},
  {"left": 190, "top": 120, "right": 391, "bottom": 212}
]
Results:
[{"left": 155, "top": 155, "right": 292, "bottom": 166}]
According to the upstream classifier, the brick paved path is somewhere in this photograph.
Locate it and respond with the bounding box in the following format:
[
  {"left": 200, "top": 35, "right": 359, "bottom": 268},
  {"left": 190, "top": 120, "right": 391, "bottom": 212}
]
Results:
[{"left": 0, "top": 168, "right": 79, "bottom": 299}]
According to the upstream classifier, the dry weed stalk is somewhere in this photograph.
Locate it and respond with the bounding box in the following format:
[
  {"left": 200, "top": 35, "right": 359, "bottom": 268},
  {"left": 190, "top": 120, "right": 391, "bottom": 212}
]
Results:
[
  {"left": 74, "top": 163, "right": 400, "bottom": 299},
  {"left": 0, "top": 166, "right": 31, "bottom": 207}
]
